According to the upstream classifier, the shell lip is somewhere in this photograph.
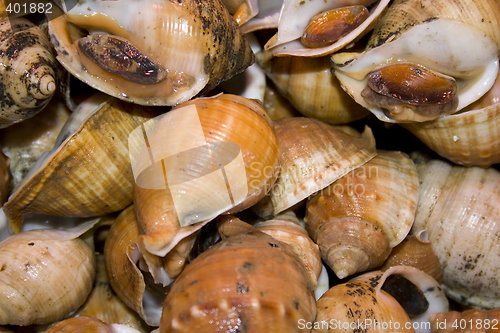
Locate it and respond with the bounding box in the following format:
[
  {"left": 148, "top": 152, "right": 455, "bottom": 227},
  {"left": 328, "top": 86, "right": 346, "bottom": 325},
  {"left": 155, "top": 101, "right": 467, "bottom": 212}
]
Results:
[
  {"left": 332, "top": 18, "right": 500, "bottom": 122},
  {"left": 265, "top": 0, "right": 390, "bottom": 57}
]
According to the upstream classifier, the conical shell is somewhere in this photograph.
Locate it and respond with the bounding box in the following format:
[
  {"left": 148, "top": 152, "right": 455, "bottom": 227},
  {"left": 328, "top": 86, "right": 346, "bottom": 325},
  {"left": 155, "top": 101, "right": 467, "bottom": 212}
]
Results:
[
  {"left": 402, "top": 68, "right": 500, "bottom": 167},
  {"left": 0, "top": 222, "right": 96, "bottom": 325},
  {"left": 366, "top": 0, "right": 500, "bottom": 51},
  {"left": 104, "top": 205, "right": 168, "bottom": 327},
  {"left": 2, "top": 94, "right": 161, "bottom": 234},
  {"left": 305, "top": 150, "right": 419, "bottom": 279},
  {"left": 412, "top": 160, "right": 500, "bottom": 309},
  {"left": 315, "top": 266, "right": 448, "bottom": 333},
  {"left": 379, "top": 229, "right": 443, "bottom": 283},
  {"left": 48, "top": 0, "right": 254, "bottom": 106},
  {"left": 254, "top": 117, "right": 376, "bottom": 218},
  {"left": 159, "top": 229, "right": 316, "bottom": 332},
  {"left": 132, "top": 94, "right": 280, "bottom": 257},
  {"left": 430, "top": 309, "right": 500, "bottom": 332},
  {"left": 72, "top": 255, "right": 150, "bottom": 332},
  {"left": 256, "top": 52, "right": 370, "bottom": 124},
  {"left": 0, "top": 16, "right": 58, "bottom": 128}
]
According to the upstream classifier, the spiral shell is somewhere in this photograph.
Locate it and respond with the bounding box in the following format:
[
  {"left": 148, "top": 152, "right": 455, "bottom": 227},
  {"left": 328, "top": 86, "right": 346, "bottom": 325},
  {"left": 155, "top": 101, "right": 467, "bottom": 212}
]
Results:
[
  {"left": 2, "top": 93, "right": 161, "bottom": 233},
  {"left": 0, "top": 222, "right": 96, "bottom": 325},
  {"left": 430, "top": 309, "right": 500, "bottom": 333},
  {"left": 254, "top": 117, "right": 376, "bottom": 218},
  {"left": 412, "top": 159, "right": 500, "bottom": 309},
  {"left": 48, "top": 0, "right": 254, "bottom": 106},
  {"left": 159, "top": 228, "right": 316, "bottom": 332},
  {"left": 132, "top": 94, "right": 280, "bottom": 257},
  {"left": 314, "top": 266, "right": 448, "bottom": 333},
  {"left": 305, "top": 150, "right": 419, "bottom": 279},
  {"left": 379, "top": 229, "right": 443, "bottom": 284},
  {"left": 0, "top": 16, "right": 58, "bottom": 128}
]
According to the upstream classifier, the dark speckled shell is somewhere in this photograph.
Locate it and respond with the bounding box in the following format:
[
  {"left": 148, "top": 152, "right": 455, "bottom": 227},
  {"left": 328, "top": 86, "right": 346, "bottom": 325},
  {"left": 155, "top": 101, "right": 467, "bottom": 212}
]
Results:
[{"left": 160, "top": 229, "right": 316, "bottom": 332}]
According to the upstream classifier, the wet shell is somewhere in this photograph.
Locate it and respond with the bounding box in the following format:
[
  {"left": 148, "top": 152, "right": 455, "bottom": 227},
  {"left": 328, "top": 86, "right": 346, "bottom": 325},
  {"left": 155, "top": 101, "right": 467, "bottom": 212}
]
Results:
[
  {"left": 256, "top": 52, "right": 370, "bottom": 124},
  {"left": 221, "top": 0, "right": 259, "bottom": 25},
  {"left": 2, "top": 93, "right": 161, "bottom": 234},
  {"left": 45, "top": 316, "right": 143, "bottom": 333},
  {"left": 159, "top": 229, "right": 316, "bottom": 332},
  {"left": 0, "top": 16, "right": 58, "bottom": 128},
  {"left": 47, "top": 0, "right": 254, "bottom": 106},
  {"left": 253, "top": 117, "right": 376, "bottom": 218},
  {"left": 104, "top": 205, "right": 169, "bottom": 327},
  {"left": 430, "top": 309, "right": 500, "bottom": 333},
  {"left": 332, "top": 18, "right": 499, "bottom": 122},
  {"left": 402, "top": 68, "right": 500, "bottom": 167},
  {"left": 305, "top": 150, "right": 419, "bottom": 279},
  {"left": 132, "top": 94, "right": 280, "bottom": 257},
  {"left": 314, "top": 266, "right": 448, "bottom": 333},
  {"left": 0, "top": 98, "right": 70, "bottom": 190},
  {"left": 412, "top": 160, "right": 500, "bottom": 309},
  {"left": 0, "top": 223, "right": 96, "bottom": 325},
  {"left": 263, "top": 0, "right": 391, "bottom": 57},
  {"left": 379, "top": 229, "right": 443, "bottom": 284}
]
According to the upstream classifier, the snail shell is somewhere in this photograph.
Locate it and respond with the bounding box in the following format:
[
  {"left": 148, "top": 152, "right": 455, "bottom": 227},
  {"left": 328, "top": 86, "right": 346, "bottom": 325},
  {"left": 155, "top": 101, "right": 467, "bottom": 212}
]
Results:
[
  {"left": 402, "top": 68, "right": 500, "bottom": 167},
  {"left": 332, "top": 16, "right": 499, "bottom": 122},
  {"left": 315, "top": 266, "right": 449, "bottom": 333},
  {"left": 0, "top": 221, "right": 96, "bottom": 325},
  {"left": 0, "top": 16, "right": 58, "bottom": 128},
  {"left": 412, "top": 159, "right": 500, "bottom": 309},
  {"left": 256, "top": 52, "right": 370, "bottom": 124},
  {"left": 159, "top": 228, "right": 316, "bottom": 332},
  {"left": 132, "top": 94, "right": 280, "bottom": 257},
  {"left": 305, "top": 150, "right": 419, "bottom": 279},
  {"left": 48, "top": 0, "right": 254, "bottom": 106},
  {"left": 379, "top": 229, "right": 443, "bottom": 284},
  {"left": 254, "top": 117, "right": 376, "bottom": 218},
  {"left": 104, "top": 205, "right": 168, "bottom": 327},
  {"left": 430, "top": 309, "right": 500, "bottom": 333},
  {"left": 2, "top": 93, "right": 161, "bottom": 234}
]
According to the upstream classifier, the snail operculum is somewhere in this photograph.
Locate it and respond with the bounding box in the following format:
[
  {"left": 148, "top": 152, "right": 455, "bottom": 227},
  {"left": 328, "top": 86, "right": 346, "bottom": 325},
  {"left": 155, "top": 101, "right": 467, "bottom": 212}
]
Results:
[
  {"left": 77, "top": 34, "right": 168, "bottom": 85},
  {"left": 361, "top": 63, "right": 459, "bottom": 121}
]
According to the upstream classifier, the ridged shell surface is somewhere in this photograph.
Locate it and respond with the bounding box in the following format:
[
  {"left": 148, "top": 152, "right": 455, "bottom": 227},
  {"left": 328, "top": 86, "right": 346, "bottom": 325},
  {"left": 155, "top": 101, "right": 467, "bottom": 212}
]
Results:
[{"left": 413, "top": 160, "right": 500, "bottom": 309}]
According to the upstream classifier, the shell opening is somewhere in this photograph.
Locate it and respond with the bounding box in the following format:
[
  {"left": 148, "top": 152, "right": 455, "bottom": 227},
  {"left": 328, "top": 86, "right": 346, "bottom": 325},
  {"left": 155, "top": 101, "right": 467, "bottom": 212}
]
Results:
[
  {"left": 381, "top": 274, "right": 429, "bottom": 317},
  {"left": 361, "top": 63, "right": 459, "bottom": 122}
]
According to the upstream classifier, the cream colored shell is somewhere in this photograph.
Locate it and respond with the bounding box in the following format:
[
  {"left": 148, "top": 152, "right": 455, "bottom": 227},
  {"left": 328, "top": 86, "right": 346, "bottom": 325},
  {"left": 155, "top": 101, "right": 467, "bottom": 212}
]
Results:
[{"left": 413, "top": 160, "right": 500, "bottom": 309}]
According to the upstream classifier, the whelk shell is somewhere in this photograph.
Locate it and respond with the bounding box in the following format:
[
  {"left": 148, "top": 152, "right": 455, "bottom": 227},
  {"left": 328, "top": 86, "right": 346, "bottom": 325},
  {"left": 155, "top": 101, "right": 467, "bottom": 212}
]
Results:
[
  {"left": 45, "top": 316, "right": 143, "bottom": 333},
  {"left": 305, "top": 150, "right": 419, "bottom": 279},
  {"left": 413, "top": 159, "right": 500, "bottom": 309},
  {"left": 253, "top": 117, "right": 376, "bottom": 218},
  {"left": 2, "top": 93, "right": 160, "bottom": 234},
  {"left": 48, "top": 0, "right": 254, "bottom": 106},
  {"left": 159, "top": 228, "right": 316, "bottom": 332},
  {"left": 132, "top": 94, "right": 280, "bottom": 258}
]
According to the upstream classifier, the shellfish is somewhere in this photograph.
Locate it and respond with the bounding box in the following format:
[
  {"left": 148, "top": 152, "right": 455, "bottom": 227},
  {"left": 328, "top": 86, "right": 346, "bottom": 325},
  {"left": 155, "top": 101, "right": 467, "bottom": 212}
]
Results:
[
  {"left": 305, "top": 150, "right": 419, "bottom": 279},
  {"left": 0, "top": 16, "right": 58, "bottom": 127},
  {"left": 47, "top": 0, "right": 254, "bottom": 106}
]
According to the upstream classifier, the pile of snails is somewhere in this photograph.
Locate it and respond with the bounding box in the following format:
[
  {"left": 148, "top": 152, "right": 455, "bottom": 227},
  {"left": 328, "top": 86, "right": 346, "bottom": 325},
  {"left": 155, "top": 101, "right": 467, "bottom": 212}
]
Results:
[{"left": 0, "top": 0, "right": 499, "bottom": 332}]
